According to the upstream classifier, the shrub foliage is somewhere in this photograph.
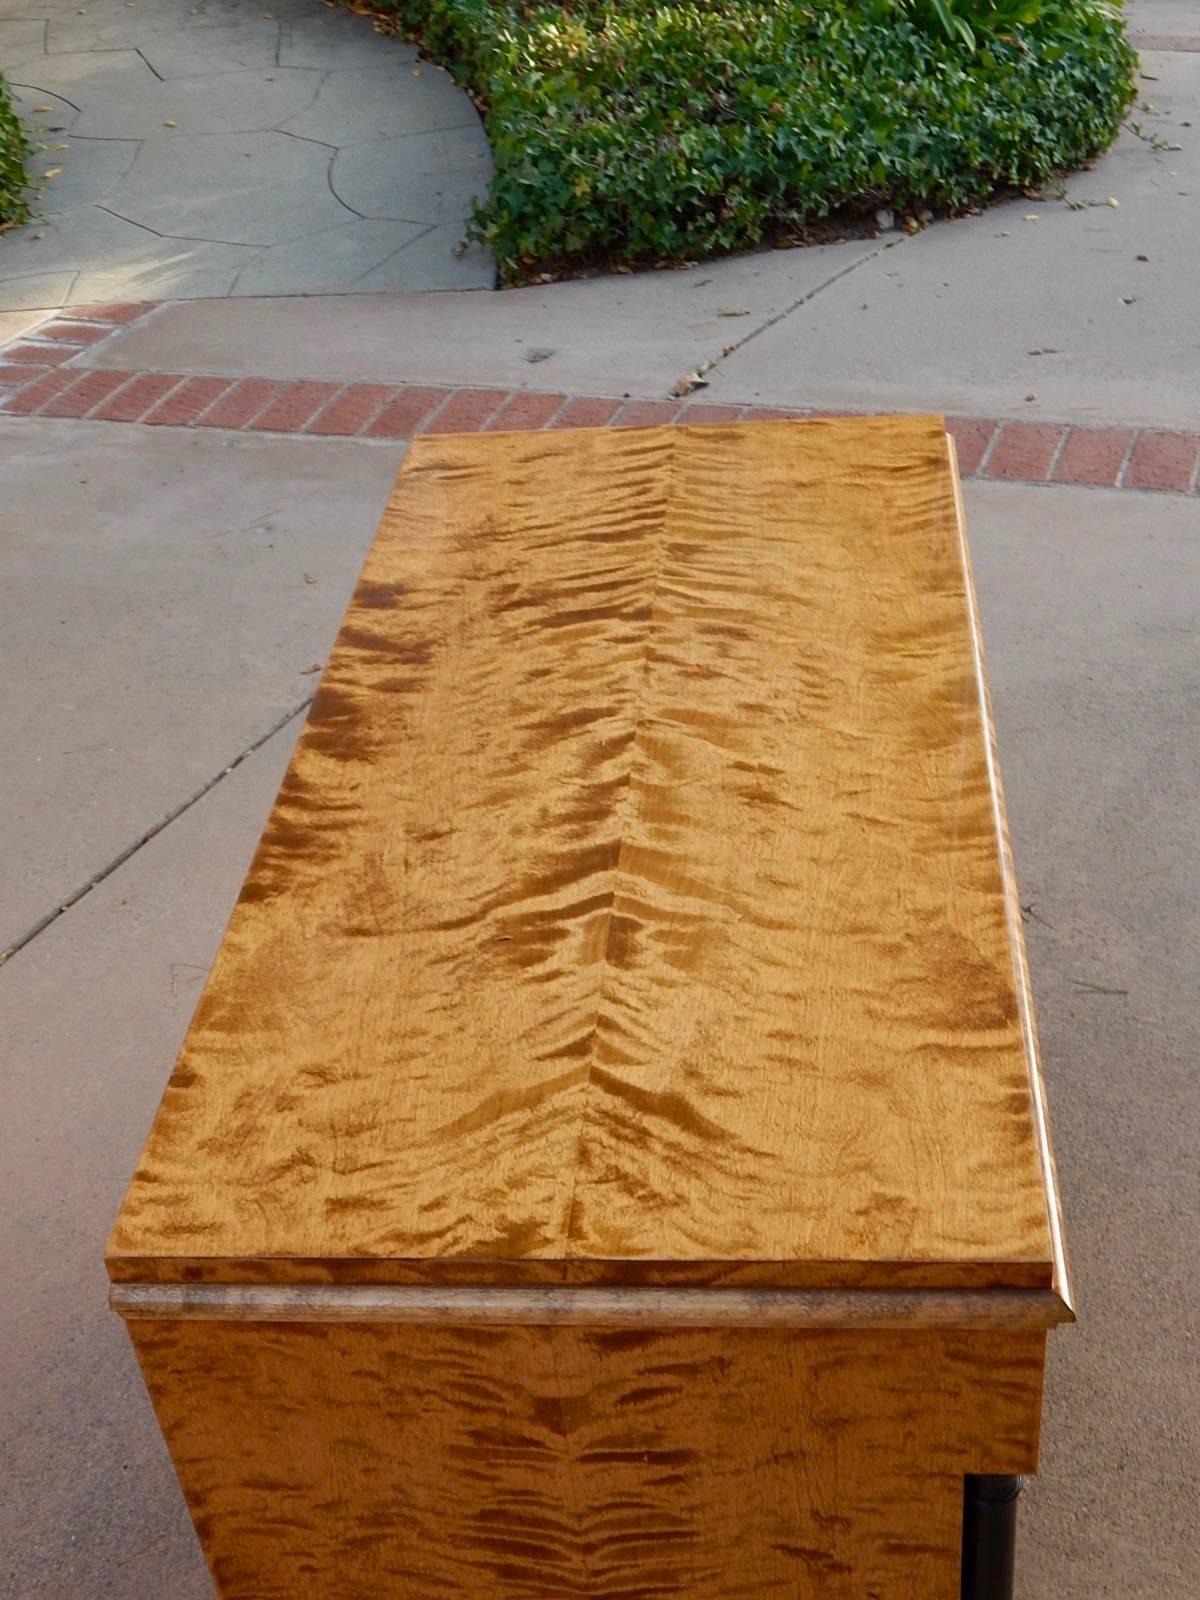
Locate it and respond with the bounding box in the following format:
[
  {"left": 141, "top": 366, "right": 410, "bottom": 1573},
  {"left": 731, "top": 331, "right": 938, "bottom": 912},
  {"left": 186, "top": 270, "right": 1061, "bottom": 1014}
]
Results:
[
  {"left": 0, "top": 74, "right": 30, "bottom": 227},
  {"left": 383, "top": 0, "right": 1135, "bottom": 281}
]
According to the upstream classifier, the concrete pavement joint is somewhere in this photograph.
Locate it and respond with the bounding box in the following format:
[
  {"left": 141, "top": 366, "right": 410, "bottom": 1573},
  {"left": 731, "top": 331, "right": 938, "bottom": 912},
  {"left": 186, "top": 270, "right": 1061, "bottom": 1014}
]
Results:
[
  {"left": 274, "top": 126, "right": 339, "bottom": 152},
  {"left": 326, "top": 158, "right": 369, "bottom": 222},
  {"left": 95, "top": 202, "right": 283, "bottom": 251},
  {"left": 341, "top": 226, "right": 438, "bottom": 288},
  {"left": 0, "top": 695, "right": 314, "bottom": 971},
  {"left": 227, "top": 242, "right": 286, "bottom": 297},
  {"left": 11, "top": 78, "right": 82, "bottom": 114},
  {"left": 707, "top": 237, "right": 898, "bottom": 371}
]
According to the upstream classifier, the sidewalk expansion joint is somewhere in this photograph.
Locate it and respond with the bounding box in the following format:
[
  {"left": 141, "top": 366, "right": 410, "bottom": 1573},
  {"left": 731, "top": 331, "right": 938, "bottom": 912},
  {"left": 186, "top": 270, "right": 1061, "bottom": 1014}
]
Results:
[{"left": 0, "top": 697, "right": 313, "bottom": 972}]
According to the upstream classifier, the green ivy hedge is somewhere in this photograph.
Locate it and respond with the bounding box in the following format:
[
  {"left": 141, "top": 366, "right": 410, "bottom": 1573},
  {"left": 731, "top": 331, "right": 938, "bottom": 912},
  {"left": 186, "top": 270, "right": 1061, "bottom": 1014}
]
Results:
[
  {"left": 0, "top": 74, "right": 31, "bottom": 227},
  {"left": 376, "top": 0, "right": 1135, "bottom": 283}
]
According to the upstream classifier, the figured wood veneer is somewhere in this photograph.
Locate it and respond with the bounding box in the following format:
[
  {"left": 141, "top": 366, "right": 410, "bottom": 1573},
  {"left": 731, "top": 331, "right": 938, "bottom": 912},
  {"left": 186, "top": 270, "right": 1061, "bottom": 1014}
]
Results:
[
  {"left": 107, "top": 417, "right": 1066, "bottom": 1298},
  {"left": 109, "top": 418, "right": 1071, "bottom": 1600},
  {"left": 127, "top": 1317, "right": 1047, "bottom": 1600}
]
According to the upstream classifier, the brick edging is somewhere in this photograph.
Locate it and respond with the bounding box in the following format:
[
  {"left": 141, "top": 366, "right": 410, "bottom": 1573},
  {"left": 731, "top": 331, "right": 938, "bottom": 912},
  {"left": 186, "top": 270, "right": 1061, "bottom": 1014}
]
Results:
[{"left": 3, "top": 303, "right": 1199, "bottom": 496}]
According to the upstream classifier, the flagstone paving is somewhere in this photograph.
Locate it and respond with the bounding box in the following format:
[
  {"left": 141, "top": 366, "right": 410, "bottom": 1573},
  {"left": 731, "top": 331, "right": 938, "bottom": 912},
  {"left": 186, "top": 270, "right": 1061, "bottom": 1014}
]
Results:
[{"left": 0, "top": 0, "right": 493, "bottom": 309}]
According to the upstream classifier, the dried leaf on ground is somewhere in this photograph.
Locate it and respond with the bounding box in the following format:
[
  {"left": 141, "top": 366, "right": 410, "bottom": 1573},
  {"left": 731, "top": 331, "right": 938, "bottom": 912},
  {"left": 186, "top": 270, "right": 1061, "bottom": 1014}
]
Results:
[{"left": 672, "top": 372, "right": 710, "bottom": 397}]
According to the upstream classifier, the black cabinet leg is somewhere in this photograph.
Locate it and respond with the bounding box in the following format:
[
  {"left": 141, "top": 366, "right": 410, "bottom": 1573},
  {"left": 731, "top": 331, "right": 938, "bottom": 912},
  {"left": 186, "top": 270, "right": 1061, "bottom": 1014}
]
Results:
[{"left": 961, "top": 1474, "right": 1022, "bottom": 1600}]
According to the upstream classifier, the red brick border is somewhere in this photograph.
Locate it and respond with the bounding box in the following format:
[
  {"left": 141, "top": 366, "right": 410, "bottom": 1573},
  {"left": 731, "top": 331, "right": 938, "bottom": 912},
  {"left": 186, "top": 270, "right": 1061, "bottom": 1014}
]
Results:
[{"left": 2, "top": 304, "right": 1198, "bottom": 496}]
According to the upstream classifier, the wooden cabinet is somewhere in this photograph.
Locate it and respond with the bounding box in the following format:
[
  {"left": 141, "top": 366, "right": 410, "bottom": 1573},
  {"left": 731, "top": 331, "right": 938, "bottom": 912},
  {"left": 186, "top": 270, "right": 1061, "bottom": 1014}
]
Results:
[{"left": 109, "top": 417, "right": 1070, "bottom": 1599}]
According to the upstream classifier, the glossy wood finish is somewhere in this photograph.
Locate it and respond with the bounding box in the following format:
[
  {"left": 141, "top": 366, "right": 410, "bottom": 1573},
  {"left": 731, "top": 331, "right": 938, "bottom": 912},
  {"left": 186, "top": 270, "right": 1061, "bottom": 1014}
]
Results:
[
  {"left": 110, "top": 419, "right": 1070, "bottom": 1600},
  {"left": 107, "top": 417, "right": 1064, "bottom": 1297},
  {"left": 127, "top": 1317, "right": 1047, "bottom": 1600}
]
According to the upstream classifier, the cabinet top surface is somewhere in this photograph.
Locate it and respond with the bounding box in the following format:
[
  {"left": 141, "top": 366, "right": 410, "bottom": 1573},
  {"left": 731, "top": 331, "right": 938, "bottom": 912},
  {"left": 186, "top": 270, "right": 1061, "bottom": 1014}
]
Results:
[{"left": 108, "top": 417, "right": 1062, "bottom": 1292}]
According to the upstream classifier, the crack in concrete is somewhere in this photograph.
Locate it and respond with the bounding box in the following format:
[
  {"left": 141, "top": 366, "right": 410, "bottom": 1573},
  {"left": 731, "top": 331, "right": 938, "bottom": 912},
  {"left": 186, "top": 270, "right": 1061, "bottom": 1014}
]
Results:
[
  {"left": 11, "top": 80, "right": 83, "bottom": 114},
  {"left": 135, "top": 62, "right": 327, "bottom": 81},
  {"left": 680, "top": 237, "right": 903, "bottom": 398},
  {"left": 68, "top": 125, "right": 321, "bottom": 140},
  {"left": 223, "top": 212, "right": 445, "bottom": 292},
  {"left": 30, "top": 136, "right": 143, "bottom": 210},
  {"left": 65, "top": 45, "right": 155, "bottom": 62},
  {"left": 272, "top": 125, "right": 338, "bottom": 152},
  {"left": 342, "top": 223, "right": 437, "bottom": 289},
  {"left": 0, "top": 696, "right": 314, "bottom": 970},
  {"left": 225, "top": 237, "right": 277, "bottom": 294},
  {"left": 0, "top": 265, "right": 80, "bottom": 314},
  {"left": 277, "top": 65, "right": 331, "bottom": 131},
  {"left": 134, "top": 45, "right": 165, "bottom": 82},
  {"left": 325, "top": 152, "right": 368, "bottom": 222},
  {"left": 96, "top": 202, "right": 263, "bottom": 250}
]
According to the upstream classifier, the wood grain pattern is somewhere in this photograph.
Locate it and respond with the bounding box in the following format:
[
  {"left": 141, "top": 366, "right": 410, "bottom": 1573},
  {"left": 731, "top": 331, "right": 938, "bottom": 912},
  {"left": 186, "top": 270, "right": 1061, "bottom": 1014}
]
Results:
[
  {"left": 107, "top": 416, "right": 1062, "bottom": 1292},
  {"left": 128, "top": 1316, "right": 1047, "bottom": 1600},
  {"left": 106, "top": 1253, "right": 1054, "bottom": 1290}
]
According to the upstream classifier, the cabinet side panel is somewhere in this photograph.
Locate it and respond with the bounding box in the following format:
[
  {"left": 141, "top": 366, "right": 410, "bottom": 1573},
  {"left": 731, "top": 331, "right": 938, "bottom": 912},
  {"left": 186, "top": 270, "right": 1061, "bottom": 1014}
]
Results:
[{"left": 126, "top": 1319, "right": 1045, "bottom": 1600}]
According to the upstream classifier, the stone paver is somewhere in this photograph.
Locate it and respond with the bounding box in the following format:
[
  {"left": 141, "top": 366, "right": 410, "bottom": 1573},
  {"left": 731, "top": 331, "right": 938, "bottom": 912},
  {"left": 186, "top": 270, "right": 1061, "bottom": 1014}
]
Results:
[
  {"left": 0, "top": 0, "right": 493, "bottom": 308},
  {"left": 22, "top": 136, "right": 141, "bottom": 215},
  {"left": 332, "top": 123, "right": 493, "bottom": 224},
  {"left": 0, "top": 268, "right": 78, "bottom": 311},
  {"left": 232, "top": 216, "right": 434, "bottom": 295},
  {"left": 283, "top": 58, "right": 475, "bottom": 144},
  {"left": 0, "top": 202, "right": 257, "bottom": 302},
  {"left": 25, "top": 49, "right": 321, "bottom": 136},
  {"left": 107, "top": 130, "right": 368, "bottom": 244}
]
